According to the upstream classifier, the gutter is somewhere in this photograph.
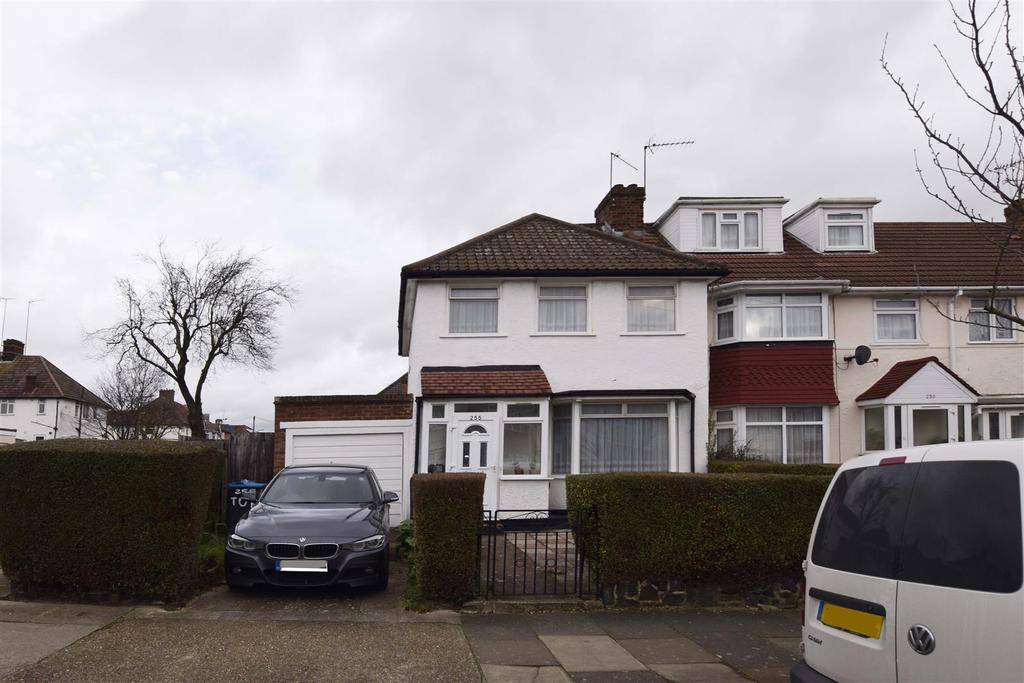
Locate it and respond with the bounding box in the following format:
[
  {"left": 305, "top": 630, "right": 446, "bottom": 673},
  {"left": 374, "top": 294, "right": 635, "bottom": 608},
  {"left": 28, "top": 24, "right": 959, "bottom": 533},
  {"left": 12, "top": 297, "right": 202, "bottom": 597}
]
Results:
[{"left": 710, "top": 279, "right": 849, "bottom": 295}]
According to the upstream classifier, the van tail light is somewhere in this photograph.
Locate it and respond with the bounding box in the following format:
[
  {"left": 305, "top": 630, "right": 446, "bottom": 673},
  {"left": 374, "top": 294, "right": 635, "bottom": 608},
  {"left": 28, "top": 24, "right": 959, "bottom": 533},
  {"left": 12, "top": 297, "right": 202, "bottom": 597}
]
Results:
[{"left": 879, "top": 456, "right": 906, "bottom": 466}]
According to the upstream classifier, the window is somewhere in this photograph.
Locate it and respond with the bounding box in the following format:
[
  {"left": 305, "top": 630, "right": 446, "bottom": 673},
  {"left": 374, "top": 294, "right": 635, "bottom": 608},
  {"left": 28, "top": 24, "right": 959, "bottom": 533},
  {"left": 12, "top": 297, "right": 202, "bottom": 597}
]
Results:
[
  {"left": 551, "top": 404, "right": 571, "bottom": 475},
  {"left": 626, "top": 285, "right": 676, "bottom": 332},
  {"left": 507, "top": 403, "right": 540, "bottom": 418},
  {"left": 744, "top": 293, "right": 824, "bottom": 339},
  {"left": 746, "top": 406, "right": 824, "bottom": 464},
  {"left": 74, "top": 402, "right": 82, "bottom": 418},
  {"left": 430, "top": 404, "right": 445, "bottom": 419},
  {"left": 825, "top": 211, "right": 867, "bottom": 249},
  {"left": 988, "top": 411, "right": 1001, "bottom": 440},
  {"left": 0, "top": 399, "right": 14, "bottom": 415},
  {"left": 714, "top": 409, "right": 736, "bottom": 456},
  {"left": 37, "top": 399, "right": 46, "bottom": 415},
  {"left": 969, "top": 298, "right": 1014, "bottom": 342},
  {"left": 715, "top": 297, "right": 736, "bottom": 341},
  {"left": 453, "top": 402, "right": 497, "bottom": 413},
  {"left": 874, "top": 299, "right": 918, "bottom": 341},
  {"left": 449, "top": 286, "right": 498, "bottom": 334},
  {"left": 863, "top": 407, "right": 885, "bottom": 451},
  {"left": 580, "top": 402, "right": 669, "bottom": 472},
  {"left": 700, "top": 211, "right": 761, "bottom": 250},
  {"left": 503, "top": 423, "right": 541, "bottom": 475},
  {"left": 427, "top": 424, "right": 447, "bottom": 473},
  {"left": 538, "top": 286, "right": 587, "bottom": 333}
]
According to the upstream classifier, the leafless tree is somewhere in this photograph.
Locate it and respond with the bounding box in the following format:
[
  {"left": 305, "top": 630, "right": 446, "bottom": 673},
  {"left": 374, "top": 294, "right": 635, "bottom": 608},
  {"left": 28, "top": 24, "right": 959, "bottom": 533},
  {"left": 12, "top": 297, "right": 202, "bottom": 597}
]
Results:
[
  {"left": 881, "top": 0, "right": 1023, "bottom": 329},
  {"left": 96, "top": 358, "right": 174, "bottom": 440},
  {"left": 93, "top": 244, "right": 295, "bottom": 439}
]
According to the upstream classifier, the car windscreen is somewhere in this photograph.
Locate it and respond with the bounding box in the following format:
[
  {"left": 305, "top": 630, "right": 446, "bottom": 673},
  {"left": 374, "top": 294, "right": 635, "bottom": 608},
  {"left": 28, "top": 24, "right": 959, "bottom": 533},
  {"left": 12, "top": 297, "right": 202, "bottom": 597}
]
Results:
[
  {"left": 812, "top": 460, "right": 1022, "bottom": 593},
  {"left": 261, "top": 471, "right": 376, "bottom": 504}
]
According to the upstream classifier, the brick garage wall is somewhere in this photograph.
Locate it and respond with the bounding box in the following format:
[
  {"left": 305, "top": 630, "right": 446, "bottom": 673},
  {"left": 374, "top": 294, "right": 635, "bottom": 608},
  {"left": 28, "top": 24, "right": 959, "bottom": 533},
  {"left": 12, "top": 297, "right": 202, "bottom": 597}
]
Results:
[{"left": 273, "top": 394, "right": 413, "bottom": 472}]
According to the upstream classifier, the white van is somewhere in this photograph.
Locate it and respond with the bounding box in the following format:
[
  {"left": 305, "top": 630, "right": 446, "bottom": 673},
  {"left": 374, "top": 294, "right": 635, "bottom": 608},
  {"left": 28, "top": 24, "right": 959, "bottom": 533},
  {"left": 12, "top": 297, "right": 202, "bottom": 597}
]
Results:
[{"left": 793, "top": 440, "right": 1024, "bottom": 683}]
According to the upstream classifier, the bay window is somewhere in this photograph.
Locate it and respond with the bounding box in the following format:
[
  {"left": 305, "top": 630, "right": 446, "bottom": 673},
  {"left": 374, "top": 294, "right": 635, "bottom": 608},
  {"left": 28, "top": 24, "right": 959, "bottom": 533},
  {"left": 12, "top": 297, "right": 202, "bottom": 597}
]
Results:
[
  {"left": 449, "top": 286, "right": 499, "bottom": 334},
  {"left": 715, "top": 297, "right": 736, "bottom": 341},
  {"left": 744, "top": 293, "right": 824, "bottom": 339},
  {"left": 825, "top": 211, "right": 867, "bottom": 249},
  {"left": 538, "top": 286, "right": 588, "bottom": 333},
  {"left": 503, "top": 422, "right": 542, "bottom": 475},
  {"left": 863, "top": 406, "right": 885, "bottom": 451},
  {"left": 874, "top": 299, "right": 918, "bottom": 341},
  {"left": 714, "top": 408, "right": 736, "bottom": 456},
  {"left": 745, "top": 406, "right": 824, "bottom": 464},
  {"left": 580, "top": 402, "right": 669, "bottom": 472},
  {"left": 626, "top": 285, "right": 676, "bottom": 332},
  {"left": 427, "top": 423, "right": 447, "bottom": 473},
  {"left": 968, "top": 298, "right": 1014, "bottom": 342},
  {"left": 700, "top": 211, "right": 761, "bottom": 250},
  {"left": 551, "top": 404, "right": 572, "bottom": 475}
]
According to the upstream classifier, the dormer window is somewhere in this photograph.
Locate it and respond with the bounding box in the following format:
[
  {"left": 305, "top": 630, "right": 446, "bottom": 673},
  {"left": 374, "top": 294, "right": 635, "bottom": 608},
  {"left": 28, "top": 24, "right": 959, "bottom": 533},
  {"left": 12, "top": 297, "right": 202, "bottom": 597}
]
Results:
[
  {"left": 700, "top": 210, "right": 760, "bottom": 250},
  {"left": 825, "top": 211, "right": 867, "bottom": 249}
]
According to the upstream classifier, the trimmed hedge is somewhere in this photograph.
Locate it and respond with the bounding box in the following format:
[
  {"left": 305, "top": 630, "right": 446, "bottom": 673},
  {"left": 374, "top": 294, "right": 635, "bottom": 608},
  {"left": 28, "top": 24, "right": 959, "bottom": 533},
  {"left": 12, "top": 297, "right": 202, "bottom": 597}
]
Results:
[
  {"left": 709, "top": 459, "right": 839, "bottom": 476},
  {"left": 0, "top": 439, "right": 222, "bottom": 602},
  {"left": 410, "top": 473, "right": 484, "bottom": 602},
  {"left": 567, "top": 472, "right": 832, "bottom": 589}
]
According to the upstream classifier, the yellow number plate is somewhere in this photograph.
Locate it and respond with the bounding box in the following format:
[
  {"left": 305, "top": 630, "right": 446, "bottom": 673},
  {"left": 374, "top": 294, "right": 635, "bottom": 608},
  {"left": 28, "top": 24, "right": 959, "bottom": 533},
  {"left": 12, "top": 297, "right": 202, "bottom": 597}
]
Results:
[{"left": 819, "top": 602, "right": 884, "bottom": 639}]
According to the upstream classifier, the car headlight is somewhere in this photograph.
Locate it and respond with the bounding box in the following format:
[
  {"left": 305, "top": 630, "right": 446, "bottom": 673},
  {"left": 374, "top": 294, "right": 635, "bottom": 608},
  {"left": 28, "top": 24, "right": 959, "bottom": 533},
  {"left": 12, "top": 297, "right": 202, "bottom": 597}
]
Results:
[
  {"left": 227, "top": 534, "right": 260, "bottom": 551},
  {"left": 343, "top": 534, "right": 386, "bottom": 552}
]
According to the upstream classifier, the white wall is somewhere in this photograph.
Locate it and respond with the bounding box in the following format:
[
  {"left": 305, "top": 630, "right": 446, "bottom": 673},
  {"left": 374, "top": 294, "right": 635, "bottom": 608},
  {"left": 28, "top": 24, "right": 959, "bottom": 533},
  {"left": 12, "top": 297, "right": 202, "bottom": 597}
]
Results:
[
  {"left": 656, "top": 203, "right": 786, "bottom": 253},
  {"left": 0, "top": 398, "right": 107, "bottom": 441}
]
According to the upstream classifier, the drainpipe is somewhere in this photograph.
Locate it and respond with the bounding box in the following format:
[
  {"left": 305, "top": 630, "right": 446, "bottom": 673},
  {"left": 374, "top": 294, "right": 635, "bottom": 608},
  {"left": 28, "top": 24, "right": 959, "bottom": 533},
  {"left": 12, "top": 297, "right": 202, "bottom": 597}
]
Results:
[
  {"left": 413, "top": 396, "right": 423, "bottom": 474},
  {"left": 948, "top": 290, "right": 961, "bottom": 371},
  {"left": 53, "top": 398, "right": 60, "bottom": 438},
  {"left": 689, "top": 398, "right": 696, "bottom": 473}
]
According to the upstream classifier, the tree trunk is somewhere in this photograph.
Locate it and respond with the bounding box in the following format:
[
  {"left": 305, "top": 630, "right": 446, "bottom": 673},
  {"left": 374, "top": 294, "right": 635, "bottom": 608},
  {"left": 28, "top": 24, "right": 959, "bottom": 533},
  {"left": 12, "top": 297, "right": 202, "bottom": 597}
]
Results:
[{"left": 188, "top": 402, "right": 207, "bottom": 440}]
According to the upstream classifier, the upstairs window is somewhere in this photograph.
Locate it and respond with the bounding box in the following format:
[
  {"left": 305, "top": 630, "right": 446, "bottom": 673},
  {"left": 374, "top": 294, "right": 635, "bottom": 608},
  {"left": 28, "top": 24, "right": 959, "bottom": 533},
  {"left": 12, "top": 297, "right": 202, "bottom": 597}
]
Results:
[
  {"left": 626, "top": 285, "right": 676, "bottom": 332},
  {"left": 538, "top": 286, "right": 588, "bottom": 333},
  {"left": 0, "top": 399, "right": 13, "bottom": 415},
  {"left": 825, "top": 211, "right": 867, "bottom": 249},
  {"left": 874, "top": 299, "right": 918, "bottom": 341},
  {"left": 744, "top": 293, "right": 824, "bottom": 339},
  {"left": 969, "top": 298, "right": 1014, "bottom": 342},
  {"left": 37, "top": 399, "right": 46, "bottom": 415},
  {"left": 449, "top": 286, "right": 498, "bottom": 334},
  {"left": 700, "top": 211, "right": 761, "bottom": 250},
  {"left": 715, "top": 297, "right": 736, "bottom": 341}
]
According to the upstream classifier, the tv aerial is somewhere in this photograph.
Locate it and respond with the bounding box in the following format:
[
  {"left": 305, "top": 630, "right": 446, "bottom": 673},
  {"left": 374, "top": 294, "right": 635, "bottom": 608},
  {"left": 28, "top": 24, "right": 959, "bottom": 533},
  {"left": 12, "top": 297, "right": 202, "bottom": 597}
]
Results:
[
  {"left": 609, "top": 152, "right": 638, "bottom": 187},
  {"left": 643, "top": 137, "right": 694, "bottom": 187}
]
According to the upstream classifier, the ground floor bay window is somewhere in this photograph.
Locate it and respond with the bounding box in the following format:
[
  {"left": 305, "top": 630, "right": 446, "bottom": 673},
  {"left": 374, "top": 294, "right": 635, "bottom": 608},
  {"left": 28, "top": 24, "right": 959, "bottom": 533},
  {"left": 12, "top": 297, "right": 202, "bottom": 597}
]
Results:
[
  {"left": 713, "top": 406, "right": 827, "bottom": 464},
  {"left": 579, "top": 403, "right": 670, "bottom": 472},
  {"left": 861, "top": 403, "right": 974, "bottom": 452}
]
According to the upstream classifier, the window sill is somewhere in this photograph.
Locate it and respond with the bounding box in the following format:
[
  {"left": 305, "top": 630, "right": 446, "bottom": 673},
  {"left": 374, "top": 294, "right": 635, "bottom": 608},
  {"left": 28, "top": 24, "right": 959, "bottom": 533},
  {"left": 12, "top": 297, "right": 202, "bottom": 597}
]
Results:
[
  {"left": 440, "top": 333, "right": 507, "bottom": 339},
  {"left": 620, "top": 331, "right": 686, "bottom": 337},
  {"left": 498, "top": 475, "right": 553, "bottom": 481},
  {"left": 872, "top": 339, "right": 927, "bottom": 346},
  {"left": 529, "top": 332, "right": 596, "bottom": 337},
  {"left": 966, "top": 340, "right": 1018, "bottom": 346}
]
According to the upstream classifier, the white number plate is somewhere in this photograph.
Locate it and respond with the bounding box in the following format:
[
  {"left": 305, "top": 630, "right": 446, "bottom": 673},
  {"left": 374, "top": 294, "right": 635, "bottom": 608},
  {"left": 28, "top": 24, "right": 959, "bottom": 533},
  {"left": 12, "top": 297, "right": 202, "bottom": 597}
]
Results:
[{"left": 276, "top": 559, "right": 328, "bottom": 572}]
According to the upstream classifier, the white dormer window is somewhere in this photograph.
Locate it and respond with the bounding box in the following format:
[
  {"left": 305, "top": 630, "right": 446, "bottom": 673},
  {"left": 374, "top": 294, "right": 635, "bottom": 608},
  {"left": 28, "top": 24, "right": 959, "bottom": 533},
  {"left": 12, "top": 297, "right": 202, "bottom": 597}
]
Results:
[
  {"left": 700, "top": 211, "right": 760, "bottom": 250},
  {"left": 825, "top": 211, "right": 867, "bottom": 249}
]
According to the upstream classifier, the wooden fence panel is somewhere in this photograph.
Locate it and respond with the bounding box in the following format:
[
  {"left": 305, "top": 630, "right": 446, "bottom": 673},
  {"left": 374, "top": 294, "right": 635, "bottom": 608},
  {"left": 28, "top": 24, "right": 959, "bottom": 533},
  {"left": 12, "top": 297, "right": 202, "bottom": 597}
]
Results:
[{"left": 226, "top": 432, "right": 275, "bottom": 483}]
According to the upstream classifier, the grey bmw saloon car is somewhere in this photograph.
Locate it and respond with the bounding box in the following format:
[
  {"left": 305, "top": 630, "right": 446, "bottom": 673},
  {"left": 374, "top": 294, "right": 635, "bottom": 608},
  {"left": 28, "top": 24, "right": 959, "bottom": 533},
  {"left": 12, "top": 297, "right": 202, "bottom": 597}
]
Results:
[{"left": 225, "top": 465, "right": 398, "bottom": 590}]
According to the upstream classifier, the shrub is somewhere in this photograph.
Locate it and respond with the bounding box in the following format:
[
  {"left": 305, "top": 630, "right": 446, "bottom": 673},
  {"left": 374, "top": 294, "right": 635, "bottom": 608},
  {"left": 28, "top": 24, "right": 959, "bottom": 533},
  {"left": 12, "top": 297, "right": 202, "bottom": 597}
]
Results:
[
  {"left": 567, "top": 472, "right": 832, "bottom": 589},
  {"left": 0, "top": 439, "right": 223, "bottom": 602},
  {"left": 410, "top": 473, "right": 484, "bottom": 603},
  {"left": 708, "top": 459, "right": 839, "bottom": 476}
]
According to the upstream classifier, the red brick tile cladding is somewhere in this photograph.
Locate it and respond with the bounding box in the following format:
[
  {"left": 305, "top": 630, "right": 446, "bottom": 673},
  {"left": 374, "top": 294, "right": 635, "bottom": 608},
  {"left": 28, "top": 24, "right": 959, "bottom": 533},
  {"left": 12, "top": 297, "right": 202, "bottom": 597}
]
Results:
[
  {"left": 595, "top": 184, "right": 646, "bottom": 233},
  {"left": 707, "top": 222, "right": 1024, "bottom": 286},
  {"left": 272, "top": 394, "right": 413, "bottom": 472},
  {"left": 420, "top": 365, "right": 552, "bottom": 398},
  {"left": 709, "top": 342, "right": 839, "bottom": 407},
  {"left": 856, "top": 356, "right": 979, "bottom": 402}
]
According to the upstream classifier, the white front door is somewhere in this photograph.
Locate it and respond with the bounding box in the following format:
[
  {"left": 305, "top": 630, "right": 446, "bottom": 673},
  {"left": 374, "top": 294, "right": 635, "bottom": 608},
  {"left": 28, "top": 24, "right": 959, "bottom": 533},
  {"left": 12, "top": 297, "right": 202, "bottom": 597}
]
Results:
[
  {"left": 451, "top": 419, "right": 498, "bottom": 511},
  {"left": 908, "top": 406, "right": 956, "bottom": 447}
]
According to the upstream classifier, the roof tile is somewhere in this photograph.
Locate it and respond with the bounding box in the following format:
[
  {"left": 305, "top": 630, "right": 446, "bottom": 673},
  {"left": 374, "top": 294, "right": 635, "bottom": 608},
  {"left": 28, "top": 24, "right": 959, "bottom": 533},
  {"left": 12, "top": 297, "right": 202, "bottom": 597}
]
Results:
[{"left": 421, "top": 365, "right": 552, "bottom": 398}]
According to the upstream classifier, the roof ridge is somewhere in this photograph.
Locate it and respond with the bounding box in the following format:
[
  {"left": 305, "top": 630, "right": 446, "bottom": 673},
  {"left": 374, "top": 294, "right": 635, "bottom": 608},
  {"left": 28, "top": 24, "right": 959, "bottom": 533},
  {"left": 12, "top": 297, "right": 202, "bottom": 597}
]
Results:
[{"left": 401, "top": 213, "right": 544, "bottom": 273}]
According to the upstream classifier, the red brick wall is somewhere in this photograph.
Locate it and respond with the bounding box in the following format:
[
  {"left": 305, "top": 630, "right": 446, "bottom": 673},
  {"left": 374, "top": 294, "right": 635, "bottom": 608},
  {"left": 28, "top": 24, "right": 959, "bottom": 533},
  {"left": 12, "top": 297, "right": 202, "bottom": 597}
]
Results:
[
  {"left": 709, "top": 341, "right": 839, "bottom": 406},
  {"left": 594, "top": 183, "right": 646, "bottom": 232},
  {"left": 273, "top": 394, "right": 413, "bottom": 471}
]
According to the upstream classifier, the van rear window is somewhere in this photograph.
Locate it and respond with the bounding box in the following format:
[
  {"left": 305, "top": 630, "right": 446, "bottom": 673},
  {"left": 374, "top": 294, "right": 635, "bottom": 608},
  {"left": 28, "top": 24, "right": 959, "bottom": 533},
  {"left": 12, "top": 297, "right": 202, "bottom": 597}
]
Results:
[{"left": 812, "top": 460, "right": 1023, "bottom": 593}]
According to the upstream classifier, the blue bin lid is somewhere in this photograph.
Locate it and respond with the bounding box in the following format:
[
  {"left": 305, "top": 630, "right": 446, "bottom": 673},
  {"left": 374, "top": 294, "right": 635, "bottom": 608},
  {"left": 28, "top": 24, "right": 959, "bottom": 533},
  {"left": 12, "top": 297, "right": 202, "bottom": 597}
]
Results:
[{"left": 226, "top": 480, "right": 267, "bottom": 489}]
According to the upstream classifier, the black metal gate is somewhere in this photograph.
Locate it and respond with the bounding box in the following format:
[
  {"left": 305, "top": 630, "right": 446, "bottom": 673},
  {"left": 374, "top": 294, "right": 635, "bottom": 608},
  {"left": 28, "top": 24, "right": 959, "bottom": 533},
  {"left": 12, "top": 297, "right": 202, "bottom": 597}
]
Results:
[{"left": 479, "top": 508, "right": 599, "bottom": 598}]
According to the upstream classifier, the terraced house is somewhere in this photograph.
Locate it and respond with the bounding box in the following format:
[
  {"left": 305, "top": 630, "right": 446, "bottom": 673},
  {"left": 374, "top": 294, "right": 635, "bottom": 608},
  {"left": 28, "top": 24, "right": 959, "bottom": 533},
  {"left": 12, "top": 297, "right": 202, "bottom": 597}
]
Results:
[{"left": 275, "top": 184, "right": 1024, "bottom": 518}]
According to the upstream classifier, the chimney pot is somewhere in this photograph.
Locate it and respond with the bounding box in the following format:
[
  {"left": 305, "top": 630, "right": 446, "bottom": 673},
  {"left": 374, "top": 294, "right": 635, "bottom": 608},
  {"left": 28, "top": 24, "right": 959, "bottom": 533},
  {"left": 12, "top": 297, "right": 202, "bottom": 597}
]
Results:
[
  {"left": 595, "top": 184, "right": 646, "bottom": 233},
  {"left": 2, "top": 339, "right": 25, "bottom": 362},
  {"left": 159, "top": 389, "right": 174, "bottom": 401}
]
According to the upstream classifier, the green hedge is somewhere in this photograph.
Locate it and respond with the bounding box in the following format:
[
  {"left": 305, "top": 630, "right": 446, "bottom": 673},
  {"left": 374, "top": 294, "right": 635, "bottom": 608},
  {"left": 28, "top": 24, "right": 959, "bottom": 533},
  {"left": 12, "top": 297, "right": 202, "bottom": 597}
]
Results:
[
  {"left": 567, "top": 472, "right": 832, "bottom": 588},
  {"left": 0, "top": 439, "right": 223, "bottom": 602},
  {"left": 708, "top": 459, "right": 839, "bottom": 476},
  {"left": 410, "top": 473, "right": 484, "bottom": 603}
]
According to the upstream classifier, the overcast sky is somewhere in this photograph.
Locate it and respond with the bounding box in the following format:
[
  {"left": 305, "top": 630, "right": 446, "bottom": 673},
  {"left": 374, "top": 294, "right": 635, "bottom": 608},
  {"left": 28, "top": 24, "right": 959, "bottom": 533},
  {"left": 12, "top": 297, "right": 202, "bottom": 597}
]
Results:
[{"left": 0, "top": 1, "right": 1007, "bottom": 428}]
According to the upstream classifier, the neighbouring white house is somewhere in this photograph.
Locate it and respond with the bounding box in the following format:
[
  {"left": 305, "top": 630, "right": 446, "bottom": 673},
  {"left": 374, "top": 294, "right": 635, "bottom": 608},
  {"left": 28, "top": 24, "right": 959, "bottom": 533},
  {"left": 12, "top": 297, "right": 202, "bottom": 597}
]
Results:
[
  {"left": 274, "top": 184, "right": 1024, "bottom": 518},
  {"left": 0, "top": 339, "right": 111, "bottom": 442}
]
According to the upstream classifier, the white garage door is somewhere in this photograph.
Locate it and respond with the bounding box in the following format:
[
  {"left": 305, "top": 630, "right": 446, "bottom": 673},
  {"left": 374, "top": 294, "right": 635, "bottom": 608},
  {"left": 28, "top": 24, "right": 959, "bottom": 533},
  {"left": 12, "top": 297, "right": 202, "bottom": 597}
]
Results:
[{"left": 289, "top": 432, "right": 405, "bottom": 525}]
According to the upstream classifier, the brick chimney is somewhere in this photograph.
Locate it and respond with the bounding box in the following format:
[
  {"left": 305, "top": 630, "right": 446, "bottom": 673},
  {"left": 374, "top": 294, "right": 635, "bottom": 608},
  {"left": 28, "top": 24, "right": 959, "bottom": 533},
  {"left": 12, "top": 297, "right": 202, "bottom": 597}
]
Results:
[
  {"left": 159, "top": 389, "right": 174, "bottom": 401},
  {"left": 2, "top": 339, "right": 24, "bottom": 362},
  {"left": 1005, "top": 202, "right": 1024, "bottom": 232},
  {"left": 595, "top": 184, "right": 646, "bottom": 233}
]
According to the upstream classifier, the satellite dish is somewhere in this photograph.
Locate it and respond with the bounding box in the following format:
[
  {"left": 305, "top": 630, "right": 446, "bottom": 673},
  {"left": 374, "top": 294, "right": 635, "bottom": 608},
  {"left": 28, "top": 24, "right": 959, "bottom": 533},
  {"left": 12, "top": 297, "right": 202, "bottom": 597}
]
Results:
[{"left": 844, "top": 345, "right": 873, "bottom": 365}]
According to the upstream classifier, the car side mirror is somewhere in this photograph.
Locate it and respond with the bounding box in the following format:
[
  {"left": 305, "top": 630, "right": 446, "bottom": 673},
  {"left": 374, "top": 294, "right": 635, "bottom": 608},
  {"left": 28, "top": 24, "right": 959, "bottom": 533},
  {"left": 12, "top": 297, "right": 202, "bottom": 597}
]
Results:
[
  {"left": 382, "top": 491, "right": 399, "bottom": 504},
  {"left": 241, "top": 490, "right": 259, "bottom": 503}
]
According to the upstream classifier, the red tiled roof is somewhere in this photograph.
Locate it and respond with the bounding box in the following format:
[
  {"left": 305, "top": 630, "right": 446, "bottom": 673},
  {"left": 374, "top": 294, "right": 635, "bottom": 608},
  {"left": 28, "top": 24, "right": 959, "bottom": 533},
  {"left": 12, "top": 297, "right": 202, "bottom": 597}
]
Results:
[
  {"left": 709, "top": 342, "right": 839, "bottom": 406},
  {"left": 106, "top": 391, "right": 190, "bottom": 428},
  {"left": 420, "top": 365, "right": 552, "bottom": 398},
  {"left": 0, "top": 356, "right": 109, "bottom": 408},
  {"left": 707, "top": 222, "right": 1024, "bottom": 287},
  {"left": 856, "top": 356, "right": 979, "bottom": 402},
  {"left": 402, "top": 213, "right": 727, "bottom": 278}
]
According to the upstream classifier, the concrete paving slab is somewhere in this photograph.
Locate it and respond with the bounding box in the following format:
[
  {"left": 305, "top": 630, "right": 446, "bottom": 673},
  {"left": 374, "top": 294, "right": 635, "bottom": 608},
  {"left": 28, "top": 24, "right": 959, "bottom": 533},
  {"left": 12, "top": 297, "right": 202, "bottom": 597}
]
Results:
[
  {"left": 0, "top": 622, "right": 97, "bottom": 679},
  {"left": 590, "top": 612, "right": 679, "bottom": 639},
  {"left": 539, "top": 635, "right": 647, "bottom": 673},
  {"left": 528, "top": 612, "right": 607, "bottom": 636},
  {"left": 22, "top": 603, "right": 131, "bottom": 626},
  {"left": 482, "top": 664, "right": 571, "bottom": 682},
  {"left": 567, "top": 672, "right": 665, "bottom": 682},
  {"left": 685, "top": 630, "right": 799, "bottom": 679},
  {"left": 617, "top": 637, "right": 720, "bottom": 665},
  {"left": 650, "top": 663, "right": 749, "bottom": 682},
  {"left": 471, "top": 637, "right": 559, "bottom": 666},
  {"left": 767, "top": 637, "right": 802, "bottom": 657},
  {"left": 464, "top": 613, "right": 540, "bottom": 641}
]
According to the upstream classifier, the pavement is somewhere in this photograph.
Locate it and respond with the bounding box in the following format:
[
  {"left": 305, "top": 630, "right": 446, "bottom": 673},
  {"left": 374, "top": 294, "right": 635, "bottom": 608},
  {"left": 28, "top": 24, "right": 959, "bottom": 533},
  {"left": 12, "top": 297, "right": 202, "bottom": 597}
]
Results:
[{"left": 0, "top": 562, "right": 802, "bottom": 682}]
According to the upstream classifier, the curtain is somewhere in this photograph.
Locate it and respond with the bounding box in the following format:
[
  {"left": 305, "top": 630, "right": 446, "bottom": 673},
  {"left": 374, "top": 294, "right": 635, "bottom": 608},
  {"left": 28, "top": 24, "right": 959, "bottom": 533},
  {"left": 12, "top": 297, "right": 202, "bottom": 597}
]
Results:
[
  {"left": 828, "top": 224, "right": 864, "bottom": 247},
  {"left": 747, "top": 425, "right": 783, "bottom": 462},
  {"left": 876, "top": 313, "right": 916, "bottom": 340},
  {"left": 701, "top": 213, "right": 716, "bottom": 246},
  {"left": 787, "top": 425, "right": 823, "bottom": 464},
  {"left": 580, "top": 417, "right": 669, "bottom": 472},
  {"left": 450, "top": 300, "right": 498, "bottom": 333},
  {"left": 552, "top": 417, "right": 571, "bottom": 474},
  {"left": 745, "top": 307, "right": 782, "bottom": 338},
  {"left": 539, "top": 299, "right": 587, "bottom": 332},
  {"left": 743, "top": 212, "right": 759, "bottom": 247},
  {"left": 721, "top": 223, "right": 739, "bottom": 249},
  {"left": 717, "top": 310, "right": 734, "bottom": 339},
  {"left": 628, "top": 298, "right": 675, "bottom": 332},
  {"left": 786, "top": 306, "right": 822, "bottom": 336}
]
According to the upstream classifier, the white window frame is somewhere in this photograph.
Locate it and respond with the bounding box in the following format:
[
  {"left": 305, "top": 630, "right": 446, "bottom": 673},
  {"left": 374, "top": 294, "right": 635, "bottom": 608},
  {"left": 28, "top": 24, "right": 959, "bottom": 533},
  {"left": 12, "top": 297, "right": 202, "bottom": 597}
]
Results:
[
  {"left": 0, "top": 399, "right": 13, "bottom": 415},
  {"left": 968, "top": 297, "right": 1016, "bottom": 343},
  {"left": 624, "top": 282, "right": 678, "bottom": 334},
  {"left": 37, "top": 399, "right": 46, "bottom": 415},
  {"left": 698, "top": 210, "right": 762, "bottom": 251},
  {"left": 74, "top": 402, "right": 82, "bottom": 418},
  {"left": 500, "top": 402, "right": 545, "bottom": 478},
  {"left": 446, "top": 283, "right": 501, "bottom": 336},
  {"left": 714, "top": 297, "right": 737, "bottom": 342},
  {"left": 578, "top": 401, "right": 671, "bottom": 473},
  {"left": 743, "top": 293, "right": 827, "bottom": 340},
  {"left": 728, "top": 405, "right": 829, "bottom": 464},
  {"left": 873, "top": 298, "right": 920, "bottom": 342},
  {"left": 824, "top": 209, "right": 868, "bottom": 251},
  {"left": 535, "top": 282, "right": 591, "bottom": 335},
  {"left": 713, "top": 408, "right": 737, "bottom": 456}
]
